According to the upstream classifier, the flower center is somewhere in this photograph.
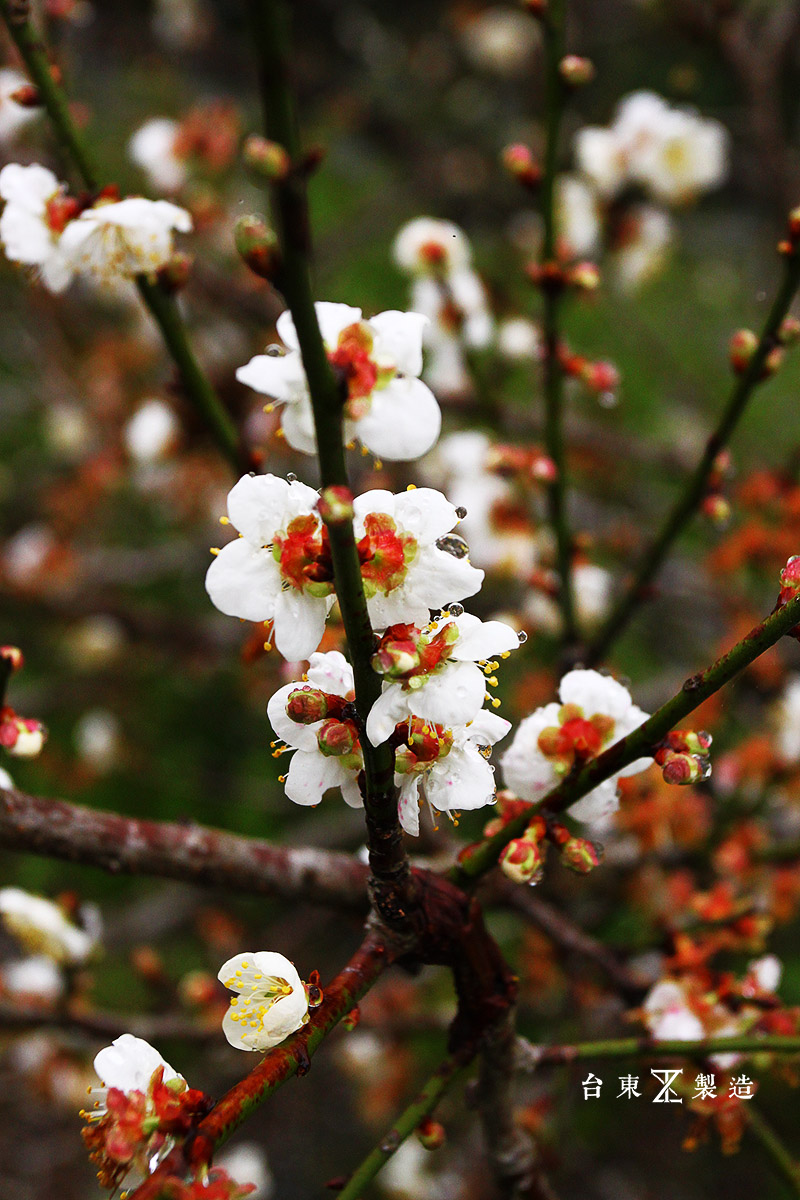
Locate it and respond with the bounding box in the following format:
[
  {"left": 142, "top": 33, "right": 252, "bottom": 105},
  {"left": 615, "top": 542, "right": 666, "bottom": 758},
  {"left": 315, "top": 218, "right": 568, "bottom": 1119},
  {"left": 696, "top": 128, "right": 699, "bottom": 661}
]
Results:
[
  {"left": 45, "top": 192, "right": 80, "bottom": 235},
  {"left": 537, "top": 703, "right": 615, "bottom": 775},
  {"left": 357, "top": 512, "right": 417, "bottom": 597},
  {"left": 419, "top": 240, "right": 448, "bottom": 270},
  {"left": 372, "top": 620, "right": 459, "bottom": 686},
  {"left": 273, "top": 514, "right": 335, "bottom": 597},
  {"left": 395, "top": 717, "right": 453, "bottom": 774}
]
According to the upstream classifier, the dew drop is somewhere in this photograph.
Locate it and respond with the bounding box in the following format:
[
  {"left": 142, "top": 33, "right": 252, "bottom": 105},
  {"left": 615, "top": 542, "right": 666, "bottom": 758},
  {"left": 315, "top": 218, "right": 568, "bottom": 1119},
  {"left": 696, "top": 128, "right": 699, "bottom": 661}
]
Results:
[
  {"left": 265, "top": 343, "right": 285, "bottom": 357},
  {"left": 455, "top": 506, "right": 468, "bottom": 519},
  {"left": 517, "top": 630, "right": 528, "bottom": 644},
  {"left": 286, "top": 472, "right": 297, "bottom": 482},
  {"left": 449, "top": 603, "right": 465, "bottom": 617}
]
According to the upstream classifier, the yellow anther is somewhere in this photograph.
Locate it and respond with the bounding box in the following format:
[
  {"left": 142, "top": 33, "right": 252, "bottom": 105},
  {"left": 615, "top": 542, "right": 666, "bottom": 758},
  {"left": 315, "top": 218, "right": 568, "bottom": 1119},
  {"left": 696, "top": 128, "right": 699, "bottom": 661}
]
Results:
[
  {"left": 264, "top": 642, "right": 272, "bottom": 652},
  {"left": 488, "top": 677, "right": 498, "bottom": 687},
  {"left": 374, "top": 459, "right": 383, "bottom": 470},
  {"left": 241, "top": 961, "right": 249, "bottom": 968},
  {"left": 210, "top": 547, "right": 220, "bottom": 555},
  {"left": 275, "top": 427, "right": 285, "bottom": 439},
  {"left": 501, "top": 651, "right": 510, "bottom": 659},
  {"left": 264, "top": 403, "right": 275, "bottom": 413},
  {"left": 219, "top": 516, "right": 230, "bottom": 525},
  {"left": 491, "top": 698, "right": 501, "bottom": 708},
  {"left": 279, "top": 774, "right": 287, "bottom": 783},
  {"left": 346, "top": 440, "right": 356, "bottom": 450},
  {"left": 406, "top": 483, "right": 417, "bottom": 490}
]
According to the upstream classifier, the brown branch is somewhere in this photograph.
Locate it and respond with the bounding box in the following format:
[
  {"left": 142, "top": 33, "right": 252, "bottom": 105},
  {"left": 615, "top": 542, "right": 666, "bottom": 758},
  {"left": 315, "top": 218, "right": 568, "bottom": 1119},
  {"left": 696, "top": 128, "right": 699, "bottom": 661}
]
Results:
[
  {"left": 478, "top": 1011, "right": 558, "bottom": 1200},
  {"left": 0, "top": 999, "right": 215, "bottom": 1043},
  {"left": 0, "top": 787, "right": 369, "bottom": 912}
]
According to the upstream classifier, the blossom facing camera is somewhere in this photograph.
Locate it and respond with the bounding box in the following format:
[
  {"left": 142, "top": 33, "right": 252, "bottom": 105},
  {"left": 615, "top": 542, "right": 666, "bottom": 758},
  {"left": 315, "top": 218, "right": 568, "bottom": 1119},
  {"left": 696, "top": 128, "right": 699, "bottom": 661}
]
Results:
[
  {"left": 237, "top": 302, "right": 441, "bottom": 461},
  {"left": 58, "top": 196, "right": 192, "bottom": 282},
  {"left": 501, "top": 669, "right": 651, "bottom": 824},
  {"left": 205, "top": 473, "right": 335, "bottom": 661},
  {"left": 217, "top": 951, "right": 309, "bottom": 1051}
]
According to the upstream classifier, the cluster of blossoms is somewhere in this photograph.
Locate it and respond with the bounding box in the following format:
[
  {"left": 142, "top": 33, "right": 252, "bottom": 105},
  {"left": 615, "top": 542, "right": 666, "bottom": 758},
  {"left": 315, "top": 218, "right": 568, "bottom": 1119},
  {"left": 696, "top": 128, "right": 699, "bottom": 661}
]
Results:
[
  {"left": 0, "top": 162, "right": 192, "bottom": 291},
  {"left": 0, "top": 644, "right": 46, "bottom": 759},
  {"left": 237, "top": 302, "right": 441, "bottom": 461},
  {"left": 128, "top": 99, "right": 240, "bottom": 194},
  {"left": 0, "top": 884, "right": 99, "bottom": 1005},
  {"left": 561, "top": 91, "right": 728, "bottom": 290}
]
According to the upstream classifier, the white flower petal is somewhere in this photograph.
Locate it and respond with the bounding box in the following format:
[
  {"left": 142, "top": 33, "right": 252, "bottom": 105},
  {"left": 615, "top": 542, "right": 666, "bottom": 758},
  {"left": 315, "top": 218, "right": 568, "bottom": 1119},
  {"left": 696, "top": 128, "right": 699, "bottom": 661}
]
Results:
[
  {"left": 356, "top": 377, "right": 441, "bottom": 461},
  {"left": 235, "top": 351, "right": 308, "bottom": 404},
  {"left": 450, "top": 615, "right": 520, "bottom": 661},
  {"left": 284, "top": 748, "right": 346, "bottom": 806},
  {"left": 93, "top": 1034, "right": 181, "bottom": 1092},
  {"left": 205, "top": 537, "right": 282, "bottom": 623},
  {"left": 426, "top": 743, "right": 496, "bottom": 813},
  {"left": 392, "top": 487, "right": 459, "bottom": 541},
  {"left": 266, "top": 682, "right": 320, "bottom": 752},
  {"left": 567, "top": 779, "right": 620, "bottom": 824},
  {"left": 366, "top": 685, "right": 411, "bottom": 747},
  {"left": 406, "top": 660, "right": 486, "bottom": 729},
  {"left": 305, "top": 650, "right": 355, "bottom": 697},
  {"left": 368, "top": 310, "right": 428, "bottom": 376},
  {"left": 272, "top": 588, "right": 329, "bottom": 661},
  {"left": 398, "top": 776, "right": 421, "bottom": 835}
]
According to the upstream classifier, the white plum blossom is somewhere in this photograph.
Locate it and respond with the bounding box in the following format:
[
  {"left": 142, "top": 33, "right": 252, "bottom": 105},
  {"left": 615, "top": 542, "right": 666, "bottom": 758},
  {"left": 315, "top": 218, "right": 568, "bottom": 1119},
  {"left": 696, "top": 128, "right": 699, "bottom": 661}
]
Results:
[
  {"left": 237, "top": 302, "right": 441, "bottom": 461},
  {"left": 746, "top": 954, "right": 782, "bottom": 995},
  {"left": 556, "top": 175, "right": 601, "bottom": 257},
  {"left": 58, "top": 196, "right": 192, "bottom": 282},
  {"left": 642, "top": 980, "right": 706, "bottom": 1043},
  {"left": 611, "top": 204, "right": 672, "bottom": 291},
  {"left": 124, "top": 398, "right": 180, "bottom": 462},
  {"left": 92, "top": 1033, "right": 184, "bottom": 1100},
  {"left": 392, "top": 217, "right": 472, "bottom": 277},
  {"left": 575, "top": 91, "right": 728, "bottom": 205},
  {"left": 216, "top": 1143, "right": 275, "bottom": 1200},
  {"left": 500, "top": 669, "right": 651, "bottom": 824},
  {"left": 525, "top": 562, "right": 613, "bottom": 635},
  {"left": 128, "top": 117, "right": 186, "bottom": 193},
  {"left": 352, "top": 487, "right": 484, "bottom": 630},
  {"left": 0, "top": 887, "right": 96, "bottom": 964},
  {"left": 205, "top": 473, "right": 334, "bottom": 661},
  {"left": 366, "top": 610, "right": 520, "bottom": 746},
  {"left": 396, "top": 709, "right": 511, "bottom": 836},
  {"left": 497, "top": 316, "right": 541, "bottom": 362},
  {"left": 0, "top": 69, "right": 40, "bottom": 145},
  {"left": 218, "top": 951, "right": 309, "bottom": 1051},
  {"left": 1, "top": 954, "right": 64, "bottom": 1002},
  {"left": 774, "top": 676, "right": 800, "bottom": 764},
  {"left": 0, "top": 162, "right": 76, "bottom": 292},
  {"left": 267, "top": 651, "right": 364, "bottom": 810}
]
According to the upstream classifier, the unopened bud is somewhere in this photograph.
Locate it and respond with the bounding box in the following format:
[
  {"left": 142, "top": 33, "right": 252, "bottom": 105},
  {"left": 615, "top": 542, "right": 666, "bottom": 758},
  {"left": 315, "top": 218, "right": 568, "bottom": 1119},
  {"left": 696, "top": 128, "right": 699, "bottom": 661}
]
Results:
[
  {"left": 660, "top": 750, "right": 706, "bottom": 785},
  {"left": 417, "top": 1117, "right": 446, "bottom": 1150},
  {"left": 179, "top": 969, "right": 218, "bottom": 1008},
  {"left": 243, "top": 135, "right": 291, "bottom": 181},
  {"left": 0, "top": 647, "right": 23, "bottom": 672},
  {"left": 788, "top": 206, "right": 800, "bottom": 239},
  {"left": 702, "top": 494, "right": 731, "bottom": 525},
  {"left": 0, "top": 717, "right": 46, "bottom": 758},
  {"left": 559, "top": 55, "right": 595, "bottom": 86},
  {"left": 342, "top": 1005, "right": 360, "bottom": 1030},
  {"left": 131, "top": 945, "right": 166, "bottom": 983},
  {"left": 501, "top": 143, "right": 541, "bottom": 189},
  {"left": 306, "top": 968, "right": 324, "bottom": 1008},
  {"left": 287, "top": 687, "right": 328, "bottom": 724},
  {"left": 234, "top": 214, "right": 281, "bottom": 280},
  {"left": 665, "top": 729, "right": 712, "bottom": 755},
  {"left": 373, "top": 636, "right": 420, "bottom": 678},
  {"left": 560, "top": 836, "right": 602, "bottom": 874},
  {"left": 531, "top": 453, "right": 557, "bottom": 484},
  {"left": 779, "top": 315, "right": 800, "bottom": 346},
  {"left": 318, "top": 485, "right": 354, "bottom": 525},
  {"left": 317, "top": 718, "right": 357, "bottom": 757},
  {"left": 156, "top": 249, "right": 192, "bottom": 294},
  {"left": 779, "top": 555, "right": 800, "bottom": 596},
  {"left": 9, "top": 84, "right": 40, "bottom": 108},
  {"left": 729, "top": 328, "right": 758, "bottom": 374},
  {"left": 581, "top": 359, "right": 620, "bottom": 394},
  {"left": 500, "top": 835, "right": 546, "bottom": 884}
]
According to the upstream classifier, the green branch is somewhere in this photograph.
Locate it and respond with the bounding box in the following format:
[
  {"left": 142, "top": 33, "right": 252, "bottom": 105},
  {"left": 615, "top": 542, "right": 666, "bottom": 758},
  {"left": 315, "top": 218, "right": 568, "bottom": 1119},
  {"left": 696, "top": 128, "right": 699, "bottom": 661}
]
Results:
[
  {"left": 452, "top": 586, "right": 800, "bottom": 884},
  {"left": 520, "top": 1033, "right": 800, "bottom": 1064},
  {"left": 0, "top": 0, "right": 243, "bottom": 473},
  {"left": 246, "top": 0, "right": 406, "bottom": 893},
  {"left": 539, "top": 0, "right": 577, "bottom": 650},
  {"left": 335, "top": 1054, "right": 471, "bottom": 1200},
  {"left": 587, "top": 247, "right": 800, "bottom": 665},
  {"left": 745, "top": 1105, "right": 800, "bottom": 1198}
]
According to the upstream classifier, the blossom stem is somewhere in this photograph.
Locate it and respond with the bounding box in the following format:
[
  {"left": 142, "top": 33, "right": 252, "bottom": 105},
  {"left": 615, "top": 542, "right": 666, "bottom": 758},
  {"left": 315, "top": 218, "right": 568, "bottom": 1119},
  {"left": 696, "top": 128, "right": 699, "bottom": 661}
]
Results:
[
  {"left": 587, "top": 246, "right": 800, "bottom": 665},
  {"left": 0, "top": 783, "right": 369, "bottom": 911},
  {"left": 334, "top": 1053, "right": 472, "bottom": 1200},
  {"left": 539, "top": 0, "right": 578, "bottom": 651},
  {"left": 744, "top": 1105, "right": 800, "bottom": 1197},
  {"left": 0, "top": 0, "right": 243, "bottom": 473},
  {"left": 246, "top": 0, "right": 405, "bottom": 893},
  {"left": 452, "top": 587, "right": 800, "bottom": 883}
]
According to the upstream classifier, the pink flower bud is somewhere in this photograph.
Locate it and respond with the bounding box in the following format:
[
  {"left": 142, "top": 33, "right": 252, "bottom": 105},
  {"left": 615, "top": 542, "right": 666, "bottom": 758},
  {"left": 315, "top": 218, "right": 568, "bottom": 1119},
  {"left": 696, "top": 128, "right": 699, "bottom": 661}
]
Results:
[
  {"left": 660, "top": 750, "right": 706, "bottom": 785},
  {"left": 500, "top": 835, "right": 546, "bottom": 885},
  {"left": 316, "top": 719, "right": 357, "bottom": 758},
  {"left": 0, "top": 647, "right": 23, "bottom": 672},
  {"left": 243, "top": 135, "right": 291, "bottom": 181},
  {"left": 234, "top": 214, "right": 280, "bottom": 280},
  {"left": 559, "top": 55, "right": 595, "bottom": 86},
  {"left": 567, "top": 261, "right": 601, "bottom": 292},
  {"left": 560, "top": 836, "right": 602, "bottom": 874},
  {"left": 287, "top": 687, "right": 329, "bottom": 724},
  {"left": 318, "top": 485, "right": 355, "bottom": 525},
  {"left": 581, "top": 359, "right": 620, "bottom": 395},
  {"left": 501, "top": 144, "right": 541, "bottom": 188},
  {"left": 157, "top": 250, "right": 193, "bottom": 294},
  {"left": 779, "top": 315, "right": 800, "bottom": 346},
  {"left": 702, "top": 494, "right": 731, "bottom": 525},
  {"left": 8, "top": 84, "right": 40, "bottom": 108},
  {"left": 417, "top": 1117, "right": 446, "bottom": 1150},
  {"left": 729, "top": 329, "right": 759, "bottom": 374}
]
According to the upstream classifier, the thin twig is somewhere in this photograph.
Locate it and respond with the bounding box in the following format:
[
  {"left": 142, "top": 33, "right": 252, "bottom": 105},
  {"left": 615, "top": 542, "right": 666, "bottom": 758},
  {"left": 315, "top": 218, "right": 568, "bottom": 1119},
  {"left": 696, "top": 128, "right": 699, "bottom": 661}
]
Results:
[
  {"left": 0, "top": 0, "right": 244, "bottom": 473},
  {"left": 246, "top": 0, "right": 406, "bottom": 899},
  {"left": 335, "top": 1053, "right": 472, "bottom": 1200},
  {"left": 539, "top": 0, "right": 577, "bottom": 651},
  {"left": 587, "top": 245, "right": 800, "bottom": 664},
  {"left": 0, "top": 786, "right": 369, "bottom": 912},
  {"left": 516, "top": 1033, "right": 800, "bottom": 1066},
  {"left": 0, "top": 999, "right": 216, "bottom": 1043},
  {"left": 452, "top": 586, "right": 800, "bottom": 884},
  {"left": 745, "top": 1104, "right": 800, "bottom": 1197}
]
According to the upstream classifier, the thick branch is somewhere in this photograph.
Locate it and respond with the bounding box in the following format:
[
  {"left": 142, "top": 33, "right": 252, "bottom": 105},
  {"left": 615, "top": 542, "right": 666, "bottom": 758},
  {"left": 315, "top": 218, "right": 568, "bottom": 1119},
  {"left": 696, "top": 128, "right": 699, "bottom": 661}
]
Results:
[
  {"left": 0, "top": 0, "right": 244, "bottom": 473},
  {"left": 0, "top": 786, "right": 369, "bottom": 911},
  {"left": 246, "top": 0, "right": 406, "bottom": 900},
  {"left": 588, "top": 246, "right": 800, "bottom": 663},
  {"left": 453, "top": 587, "right": 800, "bottom": 883},
  {"left": 479, "top": 1011, "right": 558, "bottom": 1200}
]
